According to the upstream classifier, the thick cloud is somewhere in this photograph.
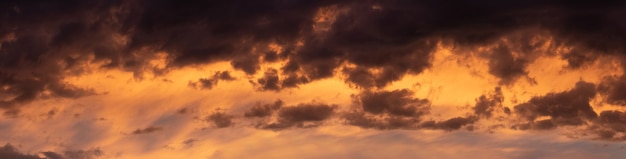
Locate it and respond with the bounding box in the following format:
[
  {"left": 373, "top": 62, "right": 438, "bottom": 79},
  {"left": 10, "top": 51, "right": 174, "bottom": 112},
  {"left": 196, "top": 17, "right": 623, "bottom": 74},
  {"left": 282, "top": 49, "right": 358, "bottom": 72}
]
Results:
[
  {"left": 344, "top": 89, "right": 430, "bottom": 129},
  {"left": 473, "top": 87, "right": 505, "bottom": 118},
  {"left": 420, "top": 116, "right": 478, "bottom": 131},
  {"left": 243, "top": 100, "right": 336, "bottom": 129},
  {"left": 357, "top": 89, "right": 430, "bottom": 117},
  {"left": 589, "top": 110, "right": 626, "bottom": 140},
  {"left": 277, "top": 104, "right": 335, "bottom": 122},
  {"left": 513, "top": 81, "right": 598, "bottom": 129},
  {"left": 598, "top": 75, "right": 626, "bottom": 106},
  {"left": 256, "top": 69, "right": 281, "bottom": 91},
  {"left": 1, "top": 0, "right": 626, "bottom": 109},
  {"left": 262, "top": 103, "right": 336, "bottom": 129},
  {"left": 343, "top": 112, "right": 424, "bottom": 130},
  {"left": 244, "top": 100, "right": 283, "bottom": 118}
]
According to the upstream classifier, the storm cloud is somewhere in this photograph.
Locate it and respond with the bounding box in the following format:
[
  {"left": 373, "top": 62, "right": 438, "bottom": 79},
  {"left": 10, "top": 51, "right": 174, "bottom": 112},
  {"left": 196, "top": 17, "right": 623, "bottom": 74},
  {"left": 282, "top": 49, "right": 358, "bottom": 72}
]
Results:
[
  {"left": 2, "top": 0, "right": 626, "bottom": 108},
  {"left": 513, "top": 81, "right": 598, "bottom": 129}
]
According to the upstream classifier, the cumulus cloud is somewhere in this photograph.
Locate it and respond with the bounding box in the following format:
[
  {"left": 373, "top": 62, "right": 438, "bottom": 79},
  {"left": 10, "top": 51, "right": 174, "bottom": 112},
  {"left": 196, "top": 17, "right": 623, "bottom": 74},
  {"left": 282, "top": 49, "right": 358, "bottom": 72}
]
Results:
[
  {"left": 262, "top": 103, "right": 336, "bottom": 129},
  {"left": 343, "top": 89, "right": 430, "bottom": 129},
  {"left": 2, "top": 0, "right": 626, "bottom": 110},
  {"left": 243, "top": 100, "right": 283, "bottom": 118},
  {"left": 598, "top": 75, "right": 626, "bottom": 106},
  {"left": 242, "top": 100, "right": 336, "bottom": 129},
  {"left": 513, "top": 81, "right": 598, "bottom": 129},
  {"left": 589, "top": 110, "right": 626, "bottom": 140},
  {"left": 473, "top": 87, "right": 505, "bottom": 118}
]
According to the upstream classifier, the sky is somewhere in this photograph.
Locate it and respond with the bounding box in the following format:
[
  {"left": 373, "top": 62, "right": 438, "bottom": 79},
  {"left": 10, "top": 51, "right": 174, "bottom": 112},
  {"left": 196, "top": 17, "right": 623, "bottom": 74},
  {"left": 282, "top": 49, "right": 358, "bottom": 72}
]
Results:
[{"left": 1, "top": 0, "right": 626, "bottom": 158}]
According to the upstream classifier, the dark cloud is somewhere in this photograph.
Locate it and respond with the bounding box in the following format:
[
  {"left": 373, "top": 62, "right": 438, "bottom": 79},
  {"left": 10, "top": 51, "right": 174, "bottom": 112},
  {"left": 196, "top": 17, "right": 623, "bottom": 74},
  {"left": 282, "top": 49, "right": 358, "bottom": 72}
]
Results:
[
  {"left": 131, "top": 126, "right": 163, "bottom": 135},
  {"left": 243, "top": 100, "right": 283, "bottom": 118},
  {"left": 0, "top": 0, "right": 126, "bottom": 109},
  {"left": 277, "top": 103, "right": 336, "bottom": 122},
  {"left": 243, "top": 100, "right": 336, "bottom": 129},
  {"left": 207, "top": 112, "right": 234, "bottom": 128},
  {"left": 344, "top": 89, "right": 430, "bottom": 129},
  {"left": 0, "top": 143, "right": 103, "bottom": 159},
  {"left": 598, "top": 75, "right": 626, "bottom": 106},
  {"left": 513, "top": 81, "right": 598, "bottom": 128},
  {"left": 473, "top": 87, "right": 505, "bottom": 118},
  {"left": 256, "top": 68, "right": 281, "bottom": 91},
  {"left": 484, "top": 43, "right": 533, "bottom": 85},
  {"left": 43, "top": 148, "right": 103, "bottom": 159},
  {"left": 1, "top": 0, "right": 626, "bottom": 108},
  {"left": 231, "top": 55, "right": 260, "bottom": 75},
  {"left": 189, "top": 71, "right": 236, "bottom": 90},
  {"left": 357, "top": 89, "right": 430, "bottom": 117},
  {"left": 588, "top": 110, "right": 626, "bottom": 140},
  {"left": 343, "top": 112, "right": 421, "bottom": 130},
  {"left": 262, "top": 103, "right": 336, "bottom": 129},
  {"left": 420, "top": 116, "right": 478, "bottom": 131},
  {"left": 0, "top": 144, "right": 42, "bottom": 159}
]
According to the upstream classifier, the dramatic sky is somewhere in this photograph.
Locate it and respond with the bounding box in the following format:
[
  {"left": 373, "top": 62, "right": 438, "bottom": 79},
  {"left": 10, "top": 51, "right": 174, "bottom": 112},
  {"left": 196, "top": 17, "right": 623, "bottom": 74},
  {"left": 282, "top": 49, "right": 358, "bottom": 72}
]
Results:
[{"left": 1, "top": 0, "right": 626, "bottom": 158}]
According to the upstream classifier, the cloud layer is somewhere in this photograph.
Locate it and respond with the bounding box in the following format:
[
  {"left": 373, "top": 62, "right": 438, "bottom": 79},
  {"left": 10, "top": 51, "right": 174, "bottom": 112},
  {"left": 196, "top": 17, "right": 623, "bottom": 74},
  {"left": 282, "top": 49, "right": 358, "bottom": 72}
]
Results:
[{"left": 1, "top": 0, "right": 626, "bottom": 158}]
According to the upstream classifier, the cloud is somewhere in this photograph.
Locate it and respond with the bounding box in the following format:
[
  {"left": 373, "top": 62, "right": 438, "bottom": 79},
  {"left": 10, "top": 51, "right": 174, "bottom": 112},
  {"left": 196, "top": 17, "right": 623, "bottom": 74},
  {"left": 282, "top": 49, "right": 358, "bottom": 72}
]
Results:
[
  {"left": 42, "top": 148, "right": 103, "bottom": 159},
  {"left": 420, "top": 116, "right": 478, "bottom": 131},
  {"left": 589, "top": 110, "right": 626, "bottom": 140},
  {"left": 356, "top": 89, "right": 430, "bottom": 117},
  {"left": 243, "top": 100, "right": 283, "bottom": 118},
  {"left": 262, "top": 103, "right": 336, "bottom": 129},
  {"left": 277, "top": 103, "right": 336, "bottom": 122},
  {"left": 242, "top": 100, "right": 336, "bottom": 129},
  {"left": 0, "top": 143, "right": 103, "bottom": 159},
  {"left": 513, "top": 81, "right": 598, "bottom": 129},
  {"left": 2, "top": 0, "right": 626, "bottom": 110},
  {"left": 343, "top": 112, "right": 421, "bottom": 130},
  {"left": 132, "top": 126, "right": 163, "bottom": 135},
  {"left": 206, "top": 112, "right": 234, "bottom": 128},
  {"left": 473, "top": 87, "right": 505, "bottom": 118},
  {"left": 189, "top": 71, "right": 236, "bottom": 90},
  {"left": 598, "top": 75, "right": 626, "bottom": 106},
  {"left": 343, "top": 89, "right": 430, "bottom": 129},
  {"left": 256, "top": 68, "right": 281, "bottom": 91},
  {"left": 0, "top": 144, "right": 42, "bottom": 159}
]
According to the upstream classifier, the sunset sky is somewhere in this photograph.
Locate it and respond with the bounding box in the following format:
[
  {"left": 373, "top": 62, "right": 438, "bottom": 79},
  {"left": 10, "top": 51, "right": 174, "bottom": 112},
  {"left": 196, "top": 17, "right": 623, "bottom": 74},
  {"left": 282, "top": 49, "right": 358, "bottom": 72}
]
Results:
[{"left": 1, "top": 0, "right": 626, "bottom": 159}]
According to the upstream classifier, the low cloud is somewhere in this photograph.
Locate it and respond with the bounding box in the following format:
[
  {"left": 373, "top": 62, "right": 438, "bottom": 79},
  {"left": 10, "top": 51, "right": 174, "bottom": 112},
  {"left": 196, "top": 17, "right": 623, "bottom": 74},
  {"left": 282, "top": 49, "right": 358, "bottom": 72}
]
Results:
[
  {"left": 131, "top": 126, "right": 163, "bottom": 135},
  {"left": 420, "top": 116, "right": 478, "bottom": 131},
  {"left": 513, "top": 81, "right": 598, "bottom": 129},
  {"left": 344, "top": 89, "right": 430, "bottom": 129},
  {"left": 206, "top": 112, "right": 234, "bottom": 128},
  {"left": 243, "top": 100, "right": 283, "bottom": 118},
  {"left": 243, "top": 100, "right": 336, "bottom": 129},
  {"left": 0, "top": 143, "right": 103, "bottom": 159}
]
